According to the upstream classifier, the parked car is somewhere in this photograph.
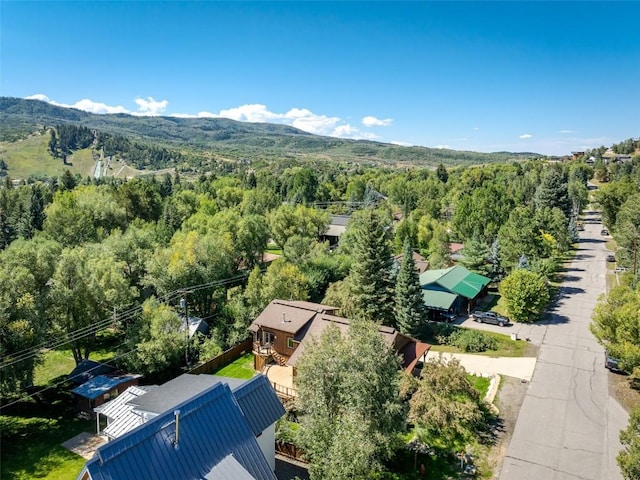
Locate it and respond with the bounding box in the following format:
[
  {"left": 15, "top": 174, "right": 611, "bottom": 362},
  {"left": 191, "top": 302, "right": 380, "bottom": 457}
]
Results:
[
  {"left": 614, "top": 266, "right": 629, "bottom": 273},
  {"left": 435, "top": 311, "right": 457, "bottom": 323},
  {"left": 471, "top": 310, "right": 509, "bottom": 326},
  {"left": 606, "top": 254, "right": 615, "bottom": 262},
  {"left": 601, "top": 228, "right": 609, "bottom": 235},
  {"left": 605, "top": 352, "right": 625, "bottom": 373}
]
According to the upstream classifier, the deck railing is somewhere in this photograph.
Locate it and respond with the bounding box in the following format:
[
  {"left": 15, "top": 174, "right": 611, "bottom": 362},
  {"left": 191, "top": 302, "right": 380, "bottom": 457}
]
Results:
[{"left": 271, "top": 381, "right": 297, "bottom": 399}]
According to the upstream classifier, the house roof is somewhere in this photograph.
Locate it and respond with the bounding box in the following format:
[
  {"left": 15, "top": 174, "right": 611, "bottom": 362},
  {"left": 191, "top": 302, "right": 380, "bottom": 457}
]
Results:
[
  {"left": 94, "top": 385, "right": 150, "bottom": 418},
  {"left": 71, "top": 374, "right": 141, "bottom": 400},
  {"left": 68, "top": 360, "right": 116, "bottom": 385},
  {"left": 128, "top": 374, "right": 220, "bottom": 416},
  {"left": 419, "top": 265, "right": 490, "bottom": 299},
  {"left": 205, "top": 454, "right": 256, "bottom": 480},
  {"left": 233, "top": 375, "right": 286, "bottom": 437},
  {"left": 248, "top": 299, "right": 338, "bottom": 335},
  {"left": 127, "top": 374, "right": 284, "bottom": 438},
  {"left": 393, "top": 251, "right": 429, "bottom": 274},
  {"left": 181, "top": 316, "right": 210, "bottom": 339},
  {"left": 285, "top": 313, "right": 429, "bottom": 371},
  {"left": 79, "top": 382, "right": 278, "bottom": 480},
  {"left": 421, "top": 289, "right": 458, "bottom": 310}
]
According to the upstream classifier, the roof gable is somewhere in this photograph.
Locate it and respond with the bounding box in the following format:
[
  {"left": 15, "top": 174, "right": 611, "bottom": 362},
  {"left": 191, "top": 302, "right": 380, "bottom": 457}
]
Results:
[
  {"left": 248, "top": 299, "right": 338, "bottom": 335},
  {"left": 232, "top": 375, "right": 286, "bottom": 437},
  {"left": 420, "top": 265, "right": 489, "bottom": 299},
  {"left": 68, "top": 360, "right": 116, "bottom": 385},
  {"left": 81, "top": 383, "right": 277, "bottom": 480}
]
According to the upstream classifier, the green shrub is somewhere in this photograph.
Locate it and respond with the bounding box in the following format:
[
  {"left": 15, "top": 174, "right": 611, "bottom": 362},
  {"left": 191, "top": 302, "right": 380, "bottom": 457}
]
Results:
[{"left": 447, "top": 329, "right": 498, "bottom": 353}]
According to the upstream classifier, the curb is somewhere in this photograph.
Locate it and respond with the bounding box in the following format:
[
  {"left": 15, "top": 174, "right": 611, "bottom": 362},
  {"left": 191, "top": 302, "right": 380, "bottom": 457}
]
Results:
[{"left": 484, "top": 373, "right": 501, "bottom": 414}]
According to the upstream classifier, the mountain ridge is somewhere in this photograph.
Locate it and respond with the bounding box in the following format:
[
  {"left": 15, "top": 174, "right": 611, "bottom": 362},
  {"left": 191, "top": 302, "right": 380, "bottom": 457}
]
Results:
[{"left": 0, "top": 97, "right": 540, "bottom": 169}]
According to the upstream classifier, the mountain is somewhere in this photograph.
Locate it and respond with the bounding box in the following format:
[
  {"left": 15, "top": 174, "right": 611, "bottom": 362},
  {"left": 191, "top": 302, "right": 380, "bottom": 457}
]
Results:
[{"left": 0, "top": 97, "right": 539, "bottom": 171}]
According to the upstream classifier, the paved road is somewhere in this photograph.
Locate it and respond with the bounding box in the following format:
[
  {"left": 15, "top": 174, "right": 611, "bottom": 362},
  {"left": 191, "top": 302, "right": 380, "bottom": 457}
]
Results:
[{"left": 497, "top": 210, "right": 629, "bottom": 480}]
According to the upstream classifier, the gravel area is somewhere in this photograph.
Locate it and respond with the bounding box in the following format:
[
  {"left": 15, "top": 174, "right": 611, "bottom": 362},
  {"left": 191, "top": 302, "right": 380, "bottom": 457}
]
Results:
[{"left": 487, "top": 375, "right": 529, "bottom": 479}]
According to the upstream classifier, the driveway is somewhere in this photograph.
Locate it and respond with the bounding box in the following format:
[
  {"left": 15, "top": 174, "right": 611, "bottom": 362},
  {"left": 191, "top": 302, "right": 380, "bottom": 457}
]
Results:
[
  {"left": 498, "top": 209, "right": 629, "bottom": 480},
  {"left": 424, "top": 351, "right": 536, "bottom": 381}
]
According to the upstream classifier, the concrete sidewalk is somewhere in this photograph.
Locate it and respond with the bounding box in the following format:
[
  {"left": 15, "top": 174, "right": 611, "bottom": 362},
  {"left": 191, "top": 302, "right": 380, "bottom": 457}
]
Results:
[{"left": 425, "top": 351, "right": 537, "bottom": 381}]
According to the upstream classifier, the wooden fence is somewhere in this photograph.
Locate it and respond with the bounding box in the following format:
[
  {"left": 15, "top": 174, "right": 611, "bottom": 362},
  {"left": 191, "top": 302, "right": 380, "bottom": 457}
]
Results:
[
  {"left": 188, "top": 337, "right": 253, "bottom": 375},
  {"left": 276, "top": 441, "right": 306, "bottom": 462}
]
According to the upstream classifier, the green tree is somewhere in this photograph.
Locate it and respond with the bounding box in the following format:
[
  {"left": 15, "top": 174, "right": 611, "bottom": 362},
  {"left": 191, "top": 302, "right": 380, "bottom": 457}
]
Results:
[
  {"left": 145, "top": 230, "right": 235, "bottom": 317},
  {"left": 436, "top": 163, "right": 448, "bottom": 183},
  {"left": 346, "top": 209, "right": 395, "bottom": 325},
  {"left": 124, "top": 297, "right": 186, "bottom": 377},
  {"left": 534, "top": 167, "right": 571, "bottom": 216},
  {"left": 459, "top": 235, "right": 490, "bottom": 275},
  {"left": 0, "top": 238, "right": 61, "bottom": 397},
  {"left": 400, "top": 356, "right": 487, "bottom": 449},
  {"left": 268, "top": 204, "right": 329, "bottom": 252},
  {"left": 591, "top": 285, "right": 640, "bottom": 375},
  {"left": 618, "top": 407, "right": 640, "bottom": 480},
  {"left": 296, "top": 320, "right": 405, "bottom": 480},
  {"left": 395, "top": 238, "right": 425, "bottom": 336},
  {"left": 499, "top": 269, "right": 550, "bottom": 323},
  {"left": 614, "top": 194, "right": 640, "bottom": 277},
  {"left": 427, "top": 225, "right": 451, "bottom": 270},
  {"left": 50, "top": 244, "right": 135, "bottom": 364}
]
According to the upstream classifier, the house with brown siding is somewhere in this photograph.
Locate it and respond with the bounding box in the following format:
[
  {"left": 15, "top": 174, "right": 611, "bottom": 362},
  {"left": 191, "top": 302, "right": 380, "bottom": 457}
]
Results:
[{"left": 249, "top": 299, "right": 430, "bottom": 377}]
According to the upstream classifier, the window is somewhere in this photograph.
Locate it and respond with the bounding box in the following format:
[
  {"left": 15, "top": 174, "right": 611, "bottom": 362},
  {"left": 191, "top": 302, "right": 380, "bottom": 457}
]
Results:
[{"left": 287, "top": 337, "right": 295, "bottom": 349}]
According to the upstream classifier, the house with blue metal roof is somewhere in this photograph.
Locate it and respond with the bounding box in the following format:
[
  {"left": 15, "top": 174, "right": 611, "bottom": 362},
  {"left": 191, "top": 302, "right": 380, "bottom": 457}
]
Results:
[
  {"left": 87, "top": 374, "right": 285, "bottom": 475},
  {"left": 77, "top": 380, "right": 280, "bottom": 480},
  {"left": 71, "top": 374, "right": 141, "bottom": 417}
]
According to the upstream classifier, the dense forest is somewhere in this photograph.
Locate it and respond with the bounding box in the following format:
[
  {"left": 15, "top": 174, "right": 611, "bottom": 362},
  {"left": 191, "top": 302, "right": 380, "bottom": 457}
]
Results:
[{"left": 1, "top": 153, "right": 613, "bottom": 391}]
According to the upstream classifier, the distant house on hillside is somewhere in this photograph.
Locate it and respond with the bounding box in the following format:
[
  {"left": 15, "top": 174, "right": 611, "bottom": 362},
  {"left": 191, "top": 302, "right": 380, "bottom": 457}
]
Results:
[
  {"left": 420, "top": 265, "right": 490, "bottom": 316},
  {"left": 78, "top": 376, "right": 284, "bottom": 480}
]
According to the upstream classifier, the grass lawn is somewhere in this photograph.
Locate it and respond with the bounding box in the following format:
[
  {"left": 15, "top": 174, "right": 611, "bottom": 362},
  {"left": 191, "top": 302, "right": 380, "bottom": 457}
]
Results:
[
  {"left": 34, "top": 348, "right": 116, "bottom": 387},
  {"left": 1, "top": 392, "right": 93, "bottom": 480},
  {"left": 469, "top": 374, "right": 491, "bottom": 399},
  {"left": 425, "top": 328, "right": 527, "bottom": 358},
  {"left": 212, "top": 353, "right": 256, "bottom": 379}
]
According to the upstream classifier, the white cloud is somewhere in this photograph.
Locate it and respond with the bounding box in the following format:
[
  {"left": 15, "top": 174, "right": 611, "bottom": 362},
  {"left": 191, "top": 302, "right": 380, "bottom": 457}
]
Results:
[
  {"left": 25, "top": 94, "right": 380, "bottom": 141},
  {"left": 26, "top": 94, "right": 52, "bottom": 102},
  {"left": 559, "top": 130, "right": 575, "bottom": 134},
  {"left": 219, "top": 104, "right": 282, "bottom": 123},
  {"left": 473, "top": 127, "right": 480, "bottom": 131},
  {"left": 72, "top": 99, "right": 129, "bottom": 114},
  {"left": 433, "top": 144, "right": 451, "bottom": 149},
  {"left": 362, "top": 115, "right": 393, "bottom": 127},
  {"left": 519, "top": 133, "right": 533, "bottom": 139},
  {"left": 26, "top": 93, "right": 128, "bottom": 114},
  {"left": 132, "top": 97, "right": 168, "bottom": 116},
  {"left": 391, "top": 140, "right": 413, "bottom": 147}
]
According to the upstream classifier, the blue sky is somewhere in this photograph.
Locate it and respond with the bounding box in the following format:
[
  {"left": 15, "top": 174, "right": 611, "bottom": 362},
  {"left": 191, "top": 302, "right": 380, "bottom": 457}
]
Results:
[{"left": 2, "top": 1, "right": 639, "bottom": 155}]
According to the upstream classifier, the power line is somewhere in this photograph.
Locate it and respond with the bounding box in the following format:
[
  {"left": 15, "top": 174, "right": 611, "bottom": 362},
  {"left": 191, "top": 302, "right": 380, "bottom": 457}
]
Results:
[
  {"left": 1, "top": 271, "right": 255, "bottom": 369},
  {"left": 0, "top": 344, "right": 140, "bottom": 412}
]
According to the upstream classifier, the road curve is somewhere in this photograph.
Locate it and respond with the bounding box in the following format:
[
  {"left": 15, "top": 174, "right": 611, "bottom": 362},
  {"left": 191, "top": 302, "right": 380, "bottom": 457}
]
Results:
[{"left": 498, "top": 210, "right": 629, "bottom": 480}]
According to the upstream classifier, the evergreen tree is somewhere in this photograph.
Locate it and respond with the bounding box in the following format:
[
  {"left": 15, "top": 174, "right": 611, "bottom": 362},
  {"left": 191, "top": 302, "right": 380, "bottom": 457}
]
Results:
[
  {"left": 568, "top": 216, "right": 579, "bottom": 243},
  {"left": 395, "top": 238, "right": 425, "bottom": 336},
  {"left": 348, "top": 209, "right": 395, "bottom": 325},
  {"left": 518, "top": 253, "right": 530, "bottom": 270},
  {"left": 488, "top": 238, "right": 505, "bottom": 281},
  {"left": 460, "top": 235, "right": 490, "bottom": 275},
  {"left": 436, "top": 163, "right": 449, "bottom": 183},
  {"left": 534, "top": 168, "right": 571, "bottom": 216}
]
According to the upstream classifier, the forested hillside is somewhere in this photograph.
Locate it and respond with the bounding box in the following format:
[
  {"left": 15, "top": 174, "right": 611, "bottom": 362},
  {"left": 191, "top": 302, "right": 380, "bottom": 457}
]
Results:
[{"left": 0, "top": 97, "right": 538, "bottom": 176}]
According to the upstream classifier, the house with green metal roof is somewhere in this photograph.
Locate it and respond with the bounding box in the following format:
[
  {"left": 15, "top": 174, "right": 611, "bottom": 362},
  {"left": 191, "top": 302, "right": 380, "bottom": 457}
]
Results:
[{"left": 419, "top": 265, "right": 490, "bottom": 315}]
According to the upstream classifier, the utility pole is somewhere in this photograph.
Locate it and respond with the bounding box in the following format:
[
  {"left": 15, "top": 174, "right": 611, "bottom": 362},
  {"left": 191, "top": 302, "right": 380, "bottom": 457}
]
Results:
[{"left": 180, "top": 293, "right": 189, "bottom": 368}]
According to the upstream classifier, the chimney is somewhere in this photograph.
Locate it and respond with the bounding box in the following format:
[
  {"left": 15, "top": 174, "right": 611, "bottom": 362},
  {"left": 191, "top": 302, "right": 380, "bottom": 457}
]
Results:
[
  {"left": 282, "top": 313, "right": 287, "bottom": 324},
  {"left": 173, "top": 410, "right": 180, "bottom": 449}
]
